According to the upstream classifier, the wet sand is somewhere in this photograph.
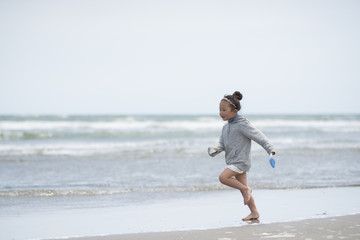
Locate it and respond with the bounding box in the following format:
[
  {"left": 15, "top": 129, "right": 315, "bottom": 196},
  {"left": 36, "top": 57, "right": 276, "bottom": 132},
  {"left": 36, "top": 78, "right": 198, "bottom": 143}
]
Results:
[
  {"left": 61, "top": 214, "right": 360, "bottom": 240},
  {"left": 3, "top": 187, "right": 360, "bottom": 240}
]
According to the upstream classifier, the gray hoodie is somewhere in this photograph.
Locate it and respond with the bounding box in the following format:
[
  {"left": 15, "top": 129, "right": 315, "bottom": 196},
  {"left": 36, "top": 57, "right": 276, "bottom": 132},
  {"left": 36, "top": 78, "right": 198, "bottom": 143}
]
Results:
[{"left": 208, "top": 114, "right": 275, "bottom": 172}]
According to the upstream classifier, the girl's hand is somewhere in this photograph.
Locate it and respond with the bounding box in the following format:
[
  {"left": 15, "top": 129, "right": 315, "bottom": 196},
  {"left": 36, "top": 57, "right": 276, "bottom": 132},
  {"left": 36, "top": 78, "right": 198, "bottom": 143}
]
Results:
[{"left": 208, "top": 147, "right": 220, "bottom": 157}]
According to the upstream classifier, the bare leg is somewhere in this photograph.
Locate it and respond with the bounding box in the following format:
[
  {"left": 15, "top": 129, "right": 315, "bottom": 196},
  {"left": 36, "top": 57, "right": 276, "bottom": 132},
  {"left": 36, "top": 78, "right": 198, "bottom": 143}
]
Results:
[
  {"left": 219, "top": 168, "right": 252, "bottom": 205},
  {"left": 235, "top": 173, "right": 260, "bottom": 221}
]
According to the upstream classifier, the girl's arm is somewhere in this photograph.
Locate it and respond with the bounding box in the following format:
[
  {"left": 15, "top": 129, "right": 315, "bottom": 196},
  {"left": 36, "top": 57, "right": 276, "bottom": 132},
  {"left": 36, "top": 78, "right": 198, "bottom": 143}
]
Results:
[
  {"left": 208, "top": 143, "right": 224, "bottom": 157},
  {"left": 208, "top": 135, "right": 224, "bottom": 157},
  {"left": 242, "top": 121, "right": 275, "bottom": 155}
]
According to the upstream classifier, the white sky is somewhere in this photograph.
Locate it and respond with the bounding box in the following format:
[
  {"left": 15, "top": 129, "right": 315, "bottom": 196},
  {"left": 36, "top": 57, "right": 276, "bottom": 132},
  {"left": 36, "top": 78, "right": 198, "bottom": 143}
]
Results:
[{"left": 1, "top": 0, "right": 359, "bottom": 115}]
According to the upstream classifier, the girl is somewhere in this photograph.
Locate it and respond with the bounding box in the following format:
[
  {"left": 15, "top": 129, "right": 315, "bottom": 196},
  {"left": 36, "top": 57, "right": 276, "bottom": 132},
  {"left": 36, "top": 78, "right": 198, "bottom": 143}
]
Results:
[{"left": 208, "top": 91, "right": 275, "bottom": 221}]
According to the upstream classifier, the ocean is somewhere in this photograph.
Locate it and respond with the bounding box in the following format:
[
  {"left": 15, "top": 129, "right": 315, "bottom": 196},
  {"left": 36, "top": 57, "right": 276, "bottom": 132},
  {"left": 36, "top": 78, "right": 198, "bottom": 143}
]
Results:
[{"left": 0, "top": 114, "right": 360, "bottom": 221}]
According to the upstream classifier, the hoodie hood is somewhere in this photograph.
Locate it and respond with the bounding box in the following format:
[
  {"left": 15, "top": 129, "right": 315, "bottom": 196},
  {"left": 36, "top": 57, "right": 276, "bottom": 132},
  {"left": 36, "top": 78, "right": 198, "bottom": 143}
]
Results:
[{"left": 229, "top": 114, "right": 247, "bottom": 124}]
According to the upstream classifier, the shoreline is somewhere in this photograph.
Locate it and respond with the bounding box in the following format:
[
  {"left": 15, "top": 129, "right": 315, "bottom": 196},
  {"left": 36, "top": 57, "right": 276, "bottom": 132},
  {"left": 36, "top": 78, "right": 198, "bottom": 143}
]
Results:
[
  {"left": 49, "top": 214, "right": 360, "bottom": 240},
  {"left": 1, "top": 187, "right": 360, "bottom": 240}
]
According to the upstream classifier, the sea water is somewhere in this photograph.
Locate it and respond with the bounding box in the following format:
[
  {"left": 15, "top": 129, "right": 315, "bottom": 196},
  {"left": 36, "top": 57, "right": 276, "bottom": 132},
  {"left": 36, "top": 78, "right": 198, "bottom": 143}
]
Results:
[{"left": 0, "top": 114, "right": 360, "bottom": 238}]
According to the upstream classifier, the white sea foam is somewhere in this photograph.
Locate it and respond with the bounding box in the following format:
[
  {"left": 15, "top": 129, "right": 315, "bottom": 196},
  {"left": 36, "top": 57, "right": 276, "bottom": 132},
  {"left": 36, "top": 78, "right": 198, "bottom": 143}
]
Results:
[
  {"left": 0, "top": 118, "right": 223, "bottom": 132},
  {"left": 0, "top": 140, "right": 173, "bottom": 156},
  {"left": 252, "top": 119, "right": 360, "bottom": 132},
  {"left": 1, "top": 116, "right": 359, "bottom": 137}
]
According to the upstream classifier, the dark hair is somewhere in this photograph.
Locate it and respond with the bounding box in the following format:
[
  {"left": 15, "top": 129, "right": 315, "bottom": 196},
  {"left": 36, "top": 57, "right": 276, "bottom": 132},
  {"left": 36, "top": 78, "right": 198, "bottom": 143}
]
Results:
[{"left": 222, "top": 91, "right": 243, "bottom": 110}]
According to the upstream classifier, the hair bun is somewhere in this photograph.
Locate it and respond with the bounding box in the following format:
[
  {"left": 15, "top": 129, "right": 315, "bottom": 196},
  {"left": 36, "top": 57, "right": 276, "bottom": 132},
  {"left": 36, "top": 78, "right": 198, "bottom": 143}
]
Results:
[{"left": 233, "top": 91, "right": 243, "bottom": 101}]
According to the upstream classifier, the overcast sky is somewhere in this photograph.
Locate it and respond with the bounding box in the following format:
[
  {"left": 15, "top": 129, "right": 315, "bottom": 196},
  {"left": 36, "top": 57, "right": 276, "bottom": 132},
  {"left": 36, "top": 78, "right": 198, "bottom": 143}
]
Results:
[{"left": 1, "top": 0, "right": 359, "bottom": 115}]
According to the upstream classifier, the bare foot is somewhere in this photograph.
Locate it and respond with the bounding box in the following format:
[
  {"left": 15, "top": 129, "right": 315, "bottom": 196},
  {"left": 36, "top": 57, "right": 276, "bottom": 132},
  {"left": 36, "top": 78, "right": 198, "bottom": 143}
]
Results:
[
  {"left": 241, "top": 187, "right": 252, "bottom": 205},
  {"left": 242, "top": 211, "right": 260, "bottom": 221}
]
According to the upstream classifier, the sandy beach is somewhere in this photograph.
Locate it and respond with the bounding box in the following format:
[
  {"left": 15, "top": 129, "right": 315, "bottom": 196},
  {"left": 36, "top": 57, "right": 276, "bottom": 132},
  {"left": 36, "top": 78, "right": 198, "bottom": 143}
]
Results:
[
  {"left": 62, "top": 214, "right": 360, "bottom": 240},
  {"left": 2, "top": 187, "right": 360, "bottom": 240}
]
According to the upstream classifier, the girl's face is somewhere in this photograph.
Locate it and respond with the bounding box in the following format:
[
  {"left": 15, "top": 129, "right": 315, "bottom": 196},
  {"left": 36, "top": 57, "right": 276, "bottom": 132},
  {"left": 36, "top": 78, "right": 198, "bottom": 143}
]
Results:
[{"left": 219, "top": 100, "right": 238, "bottom": 121}]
